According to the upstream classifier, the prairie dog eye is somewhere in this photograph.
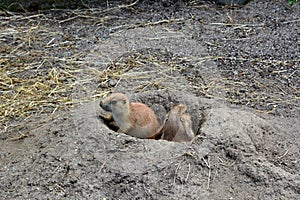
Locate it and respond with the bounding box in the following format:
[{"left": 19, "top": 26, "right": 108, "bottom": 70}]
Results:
[{"left": 111, "top": 100, "right": 117, "bottom": 105}]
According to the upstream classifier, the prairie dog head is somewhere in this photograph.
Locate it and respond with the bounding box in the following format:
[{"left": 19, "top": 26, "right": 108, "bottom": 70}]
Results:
[
  {"left": 170, "top": 104, "right": 187, "bottom": 114},
  {"left": 100, "top": 93, "right": 130, "bottom": 115}
]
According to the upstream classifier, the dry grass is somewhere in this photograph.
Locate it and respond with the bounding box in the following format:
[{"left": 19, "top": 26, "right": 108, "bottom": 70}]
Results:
[
  {"left": 0, "top": 12, "right": 103, "bottom": 133},
  {"left": 0, "top": 7, "right": 184, "bottom": 134}
]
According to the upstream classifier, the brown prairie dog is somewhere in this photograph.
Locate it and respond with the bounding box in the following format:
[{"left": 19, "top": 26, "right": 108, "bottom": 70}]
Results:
[
  {"left": 160, "top": 104, "right": 195, "bottom": 142},
  {"left": 99, "top": 93, "right": 159, "bottom": 139}
]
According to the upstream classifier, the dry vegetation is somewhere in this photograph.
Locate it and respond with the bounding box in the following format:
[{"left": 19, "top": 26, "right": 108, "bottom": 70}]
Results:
[
  {"left": 0, "top": 12, "right": 99, "bottom": 134},
  {"left": 0, "top": 2, "right": 191, "bottom": 134}
]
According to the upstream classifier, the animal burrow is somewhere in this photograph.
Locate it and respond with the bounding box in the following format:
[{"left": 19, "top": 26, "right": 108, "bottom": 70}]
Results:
[{"left": 98, "top": 90, "right": 206, "bottom": 141}]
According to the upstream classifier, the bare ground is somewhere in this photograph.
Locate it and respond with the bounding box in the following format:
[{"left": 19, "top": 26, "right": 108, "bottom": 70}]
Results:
[{"left": 0, "top": 0, "right": 299, "bottom": 199}]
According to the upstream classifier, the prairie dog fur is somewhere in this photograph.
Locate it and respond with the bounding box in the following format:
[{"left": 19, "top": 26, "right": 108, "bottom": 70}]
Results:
[
  {"left": 100, "top": 93, "right": 159, "bottom": 139},
  {"left": 160, "top": 104, "right": 195, "bottom": 142}
]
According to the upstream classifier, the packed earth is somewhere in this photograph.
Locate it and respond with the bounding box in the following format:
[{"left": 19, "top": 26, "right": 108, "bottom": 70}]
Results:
[{"left": 0, "top": 0, "right": 299, "bottom": 199}]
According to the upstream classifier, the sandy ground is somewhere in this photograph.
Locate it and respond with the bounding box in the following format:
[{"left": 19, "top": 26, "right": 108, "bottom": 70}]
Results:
[{"left": 0, "top": 0, "right": 299, "bottom": 199}]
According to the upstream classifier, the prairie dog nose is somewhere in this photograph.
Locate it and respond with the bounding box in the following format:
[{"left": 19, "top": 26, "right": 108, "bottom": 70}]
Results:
[{"left": 100, "top": 100, "right": 112, "bottom": 111}]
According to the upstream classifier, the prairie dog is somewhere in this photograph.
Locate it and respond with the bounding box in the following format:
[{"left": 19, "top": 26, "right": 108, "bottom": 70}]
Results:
[
  {"left": 160, "top": 104, "right": 195, "bottom": 142},
  {"left": 99, "top": 93, "right": 159, "bottom": 139}
]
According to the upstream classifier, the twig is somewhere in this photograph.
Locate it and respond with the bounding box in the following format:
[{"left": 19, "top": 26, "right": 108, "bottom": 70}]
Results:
[
  {"left": 99, "top": 160, "right": 107, "bottom": 173},
  {"left": 282, "top": 18, "right": 300, "bottom": 24},
  {"left": 209, "top": 22, "right": 265, "bottom": 27},
  {"left": 98, "top": 0, "right": 140, "bottom": 13},
  {"left": 207, "top": 167, "right": 211, "bottom": 190},
  {"left": 185, "top": 163, "right": 191, "bottom": 183},
  {"left": 110, "top": 18, "right": 184, "bottom": 32},
  {"left": 7, "top": 133, "right": 31, "bottom": 141},
  {"left": 173, "top": 161, "right": 182, "bottom": 186},
  {"left": 277, "top": 149, "right": 289, "bottom": 160},
  {"left": 202, "top": 156, "right": 211, "bottom": 190}
]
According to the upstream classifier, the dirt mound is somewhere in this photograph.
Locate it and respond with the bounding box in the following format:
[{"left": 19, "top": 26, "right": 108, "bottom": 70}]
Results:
[{"left": 1, "top": 91, "right": 299, "bottom": 199}]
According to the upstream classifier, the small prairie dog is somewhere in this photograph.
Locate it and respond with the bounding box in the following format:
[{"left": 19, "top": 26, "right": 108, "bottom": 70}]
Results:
[
  {"left": 160, "top": 104, "right": 195, "bottom": 142},
  {"left": 99, "top": 93, "right": 159, "bottom": 139}
]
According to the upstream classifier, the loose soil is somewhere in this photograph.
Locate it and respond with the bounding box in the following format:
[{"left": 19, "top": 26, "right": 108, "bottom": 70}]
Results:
[{"left": 0, "top": 0, "right": 299, "bottom": 199}]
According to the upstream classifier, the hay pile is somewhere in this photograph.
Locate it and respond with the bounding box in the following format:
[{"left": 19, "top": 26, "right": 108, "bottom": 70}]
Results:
[{"left": 0, "top": 12, "right": 103, "bottom": 134}]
